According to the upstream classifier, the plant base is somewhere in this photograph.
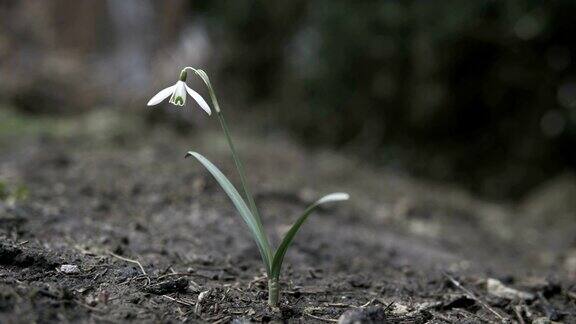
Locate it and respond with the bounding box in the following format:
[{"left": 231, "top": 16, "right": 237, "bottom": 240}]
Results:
[{"left": 268, "top": 278, "right": 279, "bottom": 307}]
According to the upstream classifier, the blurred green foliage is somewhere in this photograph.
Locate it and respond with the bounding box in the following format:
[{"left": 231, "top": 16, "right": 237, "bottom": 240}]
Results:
[
  {"left": 193, "top": 1, "right": 576, "bottom": 199},
  {"left": 0, "top": 181, "right": 28, "bottom": 204},
  {"left": 0, "top": 108, "right": 71, "bottom": 147}
]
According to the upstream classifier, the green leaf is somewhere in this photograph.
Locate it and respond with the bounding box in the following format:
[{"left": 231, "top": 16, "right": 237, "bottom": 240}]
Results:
[
  {"left": 270, "top": 193, "right": 349, "bottom": 279},
  {"left": 186, "top": 151, "right": 273, "bottom": 274}
]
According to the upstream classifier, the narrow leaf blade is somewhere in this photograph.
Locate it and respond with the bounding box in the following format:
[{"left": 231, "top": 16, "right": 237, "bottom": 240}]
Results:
[
  {"left": 271, "top": 193, "right": 349, "bottom": 279},
  {"left": 186, "top": 151, "right": 272, "bottom": 273}
]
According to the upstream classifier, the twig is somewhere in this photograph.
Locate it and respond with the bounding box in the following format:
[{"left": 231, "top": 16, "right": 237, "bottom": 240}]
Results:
[
  {"left": 108, "top": 251, "right": 150, "bottom": 285},
  {"left": 284, "top": 288, "right": 327, "bottom": 295},
  {"left": 383, "top": 301, "right": 395, "bottom": 312},
  {"left": 248, "top": 275, "right": 267, "bottom": 289},
  {"left": 324, "top": 302, "right": 356, "bottom": 308},
  {"left": 360, "top": 298, "right": 377, "bottom": 308},
  {"left": 325, "top": 298, "right": 390, "bottom": 310},
  {"left": 303, "top": 308, "right": 338, "bottom": 323},
  {"left": 443, "top": 273, "right": 506, "bottom": 322},
  {"left": 162, "top": 295, "right": 195, "bottom": 307},
  {"left": 157, "top": 272, "right": 207, "bottom": 282},
  {"left": 513, "top": 305, "right": 525, "bottom": 324},
  {"left": 93, "top": 268, "right": 108, "bottom": 281}
]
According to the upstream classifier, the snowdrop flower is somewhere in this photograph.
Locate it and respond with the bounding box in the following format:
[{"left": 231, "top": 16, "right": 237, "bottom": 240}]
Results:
[
  {"left": 147, "top": 70, "right": 211, "bottom": 115},
  {"left": 145, "top": 66, "right": 349, "bottom": 308}
]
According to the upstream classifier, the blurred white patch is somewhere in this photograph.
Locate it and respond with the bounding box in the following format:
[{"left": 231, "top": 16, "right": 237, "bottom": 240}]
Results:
[
  {"left": 179, "top": 24, "right": 211, "bottom": 65},
  {"left": 105, "top": 0, "right": 155, "bottom": 92},
  {"left": 155, "top": 23, "right": 211, "bottom": 82}
]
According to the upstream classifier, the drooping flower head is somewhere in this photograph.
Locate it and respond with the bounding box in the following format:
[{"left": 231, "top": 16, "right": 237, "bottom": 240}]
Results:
[{"left": 147, "top": 70, "right": 211, "bottom": 115}]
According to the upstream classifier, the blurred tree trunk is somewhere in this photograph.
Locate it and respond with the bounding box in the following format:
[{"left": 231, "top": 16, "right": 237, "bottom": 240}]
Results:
[{"left": 50, "top": 0, "right": 106, "bottom": 54}]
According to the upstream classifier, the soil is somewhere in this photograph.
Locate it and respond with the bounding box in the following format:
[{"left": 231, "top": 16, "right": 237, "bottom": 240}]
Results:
[{"left": 0, "top": 110, "right": 575, "bottom": 323}]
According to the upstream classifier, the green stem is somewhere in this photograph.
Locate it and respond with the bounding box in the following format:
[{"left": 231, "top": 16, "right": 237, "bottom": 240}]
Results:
[
  {"left": 216, "top": 111, "right": 261, "bottom": 223},
  {"left": 268, "top": 278, "right": 280, "bottom": 307},
  {"left": 185, "top": 67, "right": 260, "bottom": 220},
  {"left": 217, "top": 111, "right": 274, "bottom": 273},
  {"left": 184, "top": 67, "right": 273, "bottom": 272}
]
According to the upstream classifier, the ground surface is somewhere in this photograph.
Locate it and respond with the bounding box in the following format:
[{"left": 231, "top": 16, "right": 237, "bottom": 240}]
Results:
[{"left": 0, "top": 110, "right": 575, "bottom": 323}]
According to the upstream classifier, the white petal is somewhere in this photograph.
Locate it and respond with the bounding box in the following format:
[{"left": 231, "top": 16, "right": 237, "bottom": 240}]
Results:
[
  {"left": 185, "top": 84, "right": 212, "bottom": 115},
  {"left": 169, "top": 81, "right": 187, "bottom": 106},
  {"left": 317, "top": 193, "right": 350, "bottom": 204},
  {"left": 147, "top": 85, "right": 175, "bottom": 106}
]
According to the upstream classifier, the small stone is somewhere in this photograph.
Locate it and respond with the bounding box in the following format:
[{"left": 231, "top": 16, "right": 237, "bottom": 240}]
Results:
[
  {"left": 197, "top": 290, "right": 210, "bottom": 302},
  {"left": 391, "top": 303, "right": 409, "bottom": 315},
  {"left": 85, "top": 295, "right": 98, "bottom": 307},
  {"left": 58, "top": 264, "right": 80, "bottom": 274},
  {"left": 487, "top": 278, "right": 535, "bottom": 301},
  {"left": 195, "top": 290, "right": 210, "bottom": 315}
]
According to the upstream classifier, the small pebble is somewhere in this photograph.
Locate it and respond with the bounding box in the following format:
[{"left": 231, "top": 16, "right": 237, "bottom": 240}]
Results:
[
  {"left": 487, "top": 278, "right": 535, "bottom": 301},
  {"left": 58, "top": 264, "right": 80, "bottom": 274},
  {"left": 195, "top": 290, "right": 210, "bottom": 315}
]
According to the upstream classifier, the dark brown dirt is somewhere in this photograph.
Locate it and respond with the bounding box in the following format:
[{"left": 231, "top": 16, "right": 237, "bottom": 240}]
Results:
[{"left": 0, "top": 110, "right": 575, "bottom": 323}]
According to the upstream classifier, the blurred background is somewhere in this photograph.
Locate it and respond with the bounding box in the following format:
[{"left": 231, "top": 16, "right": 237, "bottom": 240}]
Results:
[{"left": 1, "top": 0, "right": 576, "bottom": 201}]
